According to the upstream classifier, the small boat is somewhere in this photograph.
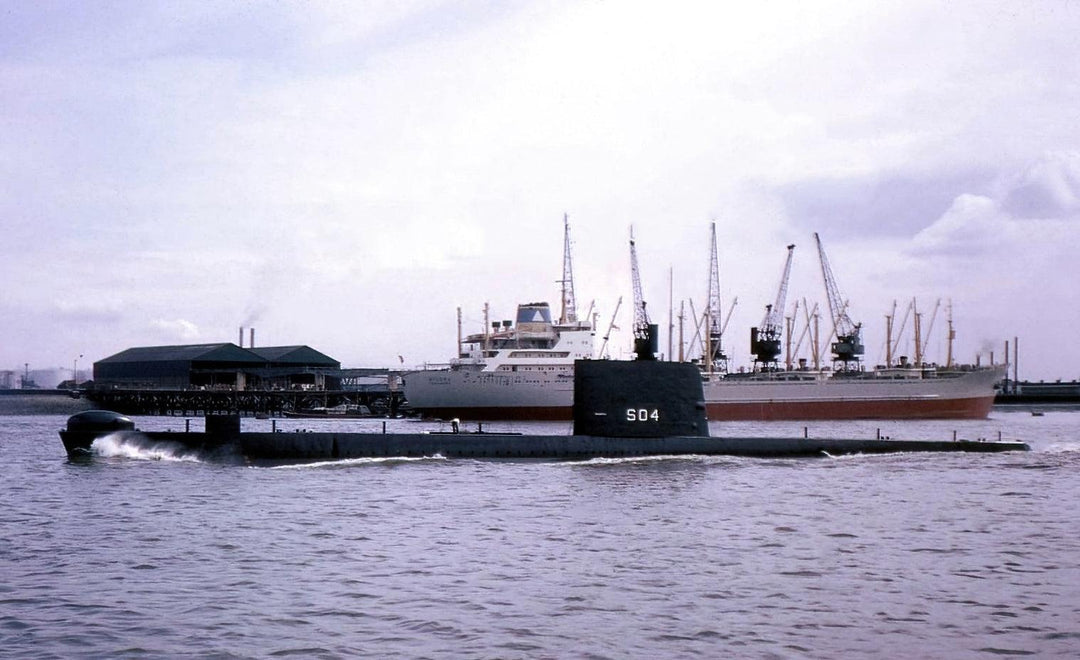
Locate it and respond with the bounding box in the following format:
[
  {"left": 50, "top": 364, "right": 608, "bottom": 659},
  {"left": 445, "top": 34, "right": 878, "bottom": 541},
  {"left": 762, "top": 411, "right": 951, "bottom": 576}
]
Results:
[{"left": 282, "top": 403, "right": 374, "bottom": 419}]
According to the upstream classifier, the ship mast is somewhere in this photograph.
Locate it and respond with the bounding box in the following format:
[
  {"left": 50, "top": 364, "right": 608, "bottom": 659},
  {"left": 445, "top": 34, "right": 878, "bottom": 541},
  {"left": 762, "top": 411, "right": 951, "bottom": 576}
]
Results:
[
  {"left": 678, "top": 300, "right": 685, "bottom": 362},
  {"left": 483, "top": 302, "right": 491, "bottom": 356},
  {"left": 705, "top": 222, "right": 728, "bottom": 372},
  {"left": 815, "top": 232, "right": 864, "bottom": 370},
  {"left": 885, "top": 300, "right": 896, "bottom": 367},
  {"left": 668, "top": 266, "right": 674, "bottom": 361},
  {"left": 558, "top": 213, "right": 578, "bottom": 325},
  {"left": 913, "top": 299, "right": 923, "bottom": 367},
  {"left": 751, "top": 243, "right": 795, "bottom": 370},
  {"left": 946, "top": 299, "right": 955, "bottom": 368},
  {"left": 784, "top": 300, "right": 798, "bottom": 371},
  {"left": 629, "top": 228, "right": 656, "bottom": 360}
]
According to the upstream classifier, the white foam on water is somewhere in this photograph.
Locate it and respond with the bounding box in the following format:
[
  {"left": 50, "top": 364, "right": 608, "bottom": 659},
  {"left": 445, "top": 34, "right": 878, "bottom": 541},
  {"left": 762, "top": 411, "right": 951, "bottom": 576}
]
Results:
[
  {"left": 569, "top": 454, "right": 713, "bottom": 466},
  {"left": 266, "top": 454, "right": 448, "bottom": 470},
  {"left": 1042, "top": 442, "right": 1080, "bottom": 453},
  {"left": 92, "top": 432, "right": 201, "bottom": 462},
  {"left": 820, "top": 450, "right": 883, "bottom": 461}
]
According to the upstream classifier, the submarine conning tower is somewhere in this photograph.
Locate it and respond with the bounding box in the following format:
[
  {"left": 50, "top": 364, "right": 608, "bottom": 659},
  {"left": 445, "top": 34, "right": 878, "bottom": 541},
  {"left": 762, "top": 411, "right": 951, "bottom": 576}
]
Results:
[{"left": 572, "top": 359, "right": 709, "bottom": 438}]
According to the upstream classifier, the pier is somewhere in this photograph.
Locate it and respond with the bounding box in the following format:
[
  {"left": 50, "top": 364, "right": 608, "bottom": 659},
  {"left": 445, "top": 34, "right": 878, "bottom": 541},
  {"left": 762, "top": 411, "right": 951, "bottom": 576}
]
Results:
[{"left": 84, "top": 388, "right": 406, "bottom": 417}]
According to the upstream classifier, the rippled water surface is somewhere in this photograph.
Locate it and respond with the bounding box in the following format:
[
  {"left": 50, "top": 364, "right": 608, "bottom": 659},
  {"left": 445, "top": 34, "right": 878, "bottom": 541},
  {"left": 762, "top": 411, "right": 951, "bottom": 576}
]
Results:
[{"left": 3, "top": 410, "right": 1079, "bottom": 658}]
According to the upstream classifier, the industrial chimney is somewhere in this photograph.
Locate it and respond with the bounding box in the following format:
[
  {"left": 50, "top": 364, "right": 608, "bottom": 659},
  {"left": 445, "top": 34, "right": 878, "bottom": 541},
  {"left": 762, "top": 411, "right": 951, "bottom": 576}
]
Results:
[{"left": 249, "top": 327, "right": 255, "bottom": 349}]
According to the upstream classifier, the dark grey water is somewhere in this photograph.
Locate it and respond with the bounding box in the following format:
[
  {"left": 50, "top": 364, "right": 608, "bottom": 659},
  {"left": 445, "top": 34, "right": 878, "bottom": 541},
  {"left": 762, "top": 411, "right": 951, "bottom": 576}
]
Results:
[{"left": 3, "top": 411, "right": 1079, "bottom": 658}]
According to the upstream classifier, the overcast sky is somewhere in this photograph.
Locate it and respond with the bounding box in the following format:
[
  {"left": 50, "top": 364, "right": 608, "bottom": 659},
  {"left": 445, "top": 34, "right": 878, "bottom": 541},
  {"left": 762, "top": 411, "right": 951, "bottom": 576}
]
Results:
[{"left": 3, "top": 0, "right": 1079, "bottom": 382}]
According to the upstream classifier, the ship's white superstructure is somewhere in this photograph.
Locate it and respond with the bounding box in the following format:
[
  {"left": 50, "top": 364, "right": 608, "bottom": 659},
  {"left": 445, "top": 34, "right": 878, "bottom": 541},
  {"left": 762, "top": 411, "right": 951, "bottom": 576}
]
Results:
[{"left": 403, "top": 302, "right": 594, "bottom": 420}]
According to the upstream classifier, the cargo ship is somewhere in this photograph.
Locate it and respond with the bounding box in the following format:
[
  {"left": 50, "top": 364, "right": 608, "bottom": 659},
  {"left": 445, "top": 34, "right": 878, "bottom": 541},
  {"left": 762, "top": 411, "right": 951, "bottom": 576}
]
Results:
[
  {"left": 403, "top": 219, "right": 1006, "bottom": 421},
  {"left": 701, "top": 364, "right": 1003, "bottom": 420},
  {"left": 400, "top": 301, "right": 1004, "bottom": 421}
]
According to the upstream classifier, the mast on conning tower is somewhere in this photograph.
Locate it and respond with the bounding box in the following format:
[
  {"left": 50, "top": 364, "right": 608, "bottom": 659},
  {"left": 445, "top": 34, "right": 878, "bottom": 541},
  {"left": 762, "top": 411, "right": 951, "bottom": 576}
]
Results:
[
  {"left": 705, "top": 222, "right": 728, "bottom": 372},
  {"left": 558, "top": 213, "right": 578, "bottom": 325},
  {"left": 814, "top": 232, "right": 864, "bottom": 370},
  {"left": 751, "top": 243, "right": 795, "bottom": 370}
]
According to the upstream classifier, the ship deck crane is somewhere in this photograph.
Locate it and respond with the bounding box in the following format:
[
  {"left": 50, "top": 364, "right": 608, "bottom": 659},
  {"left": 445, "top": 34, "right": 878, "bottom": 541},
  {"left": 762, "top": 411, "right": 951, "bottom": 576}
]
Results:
[
  {"left": 888, "top": 299, "right": 913, "bottom": 366},
  {"left": 791, "top": 299, "right": 821, "bottom": 368},
  {"left": 599, "top": 296, "right": 622, "bottom": 359},
  {"left": 629, "top": 229, "right": 657, "bottom": 360},
  {"left": 687, "top": 296, "right": 736, "bottom": 370},
  {"left": 751, "top": 244, "right": 795, "bottom": 370},
  {"left": 920, "top": 298, "right": 942, "bottom": 367},
  {"left": 814, "top": 232, "right": 864, "bottom": 370}
]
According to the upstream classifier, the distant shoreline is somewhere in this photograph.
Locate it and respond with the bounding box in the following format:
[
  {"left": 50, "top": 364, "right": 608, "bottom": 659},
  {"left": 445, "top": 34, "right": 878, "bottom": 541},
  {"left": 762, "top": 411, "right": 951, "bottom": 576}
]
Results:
[
  {"left": 0, "top": 389, "right": 80, "bottom": 396},
  {"left": 0, "top": 392, "right": 95, "bottom": 415}
]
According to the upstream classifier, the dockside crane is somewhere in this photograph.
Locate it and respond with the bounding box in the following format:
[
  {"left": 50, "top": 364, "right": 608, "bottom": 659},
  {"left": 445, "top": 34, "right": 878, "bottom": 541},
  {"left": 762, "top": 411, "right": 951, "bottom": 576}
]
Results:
[
  {"left": 814, "top": 232, "right": 864, "bottom": 370},
  {"left": 751, "top": 244, "right": 795, "bottom": 370},
  {"left": 705, "top": 222, "right": 729, "bottom": 372},
  {"left": 629, "top": 229, "right": 657, "bottom": 360},
  {"left": 558, "top": 213, "right": 579, "bottom": 326}
]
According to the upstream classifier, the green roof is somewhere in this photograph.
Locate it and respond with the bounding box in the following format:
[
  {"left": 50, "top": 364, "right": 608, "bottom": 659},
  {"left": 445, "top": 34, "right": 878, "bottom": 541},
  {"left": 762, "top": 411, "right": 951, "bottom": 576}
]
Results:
[
  {"left": 97, "top": 343, "right": 340, "bottom": 368},
  {"left": 98, "top": 343, "right": 265, "bottom": 364},
  {"left": 249, "top": 345, "right": 340, "bottom": 367}
]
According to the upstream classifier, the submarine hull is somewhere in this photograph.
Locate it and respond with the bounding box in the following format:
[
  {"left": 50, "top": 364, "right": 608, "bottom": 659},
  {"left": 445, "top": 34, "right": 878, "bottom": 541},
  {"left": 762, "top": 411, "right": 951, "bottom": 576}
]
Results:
[
  {"left": 236, "top": 431, "right": 1029, "bottom": 460},
  {"left": 60, "top": 427, "right": 1029, "bottom": 461}
]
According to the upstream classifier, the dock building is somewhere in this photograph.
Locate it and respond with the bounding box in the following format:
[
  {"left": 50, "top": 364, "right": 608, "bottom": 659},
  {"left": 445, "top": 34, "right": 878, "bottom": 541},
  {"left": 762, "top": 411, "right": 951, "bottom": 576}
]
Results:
[
  {"left": 93, "top": 343, "right": 340, "bottom": 391},
  {"left": 86, "top": 343, "right": 407, "bottom": 416}
]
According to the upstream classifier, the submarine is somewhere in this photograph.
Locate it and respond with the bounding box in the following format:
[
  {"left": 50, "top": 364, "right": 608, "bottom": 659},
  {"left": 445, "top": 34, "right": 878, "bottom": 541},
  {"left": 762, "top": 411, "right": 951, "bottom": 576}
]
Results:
[{"left": 60, "top": 328, "right": 1029, "bottom": 461}]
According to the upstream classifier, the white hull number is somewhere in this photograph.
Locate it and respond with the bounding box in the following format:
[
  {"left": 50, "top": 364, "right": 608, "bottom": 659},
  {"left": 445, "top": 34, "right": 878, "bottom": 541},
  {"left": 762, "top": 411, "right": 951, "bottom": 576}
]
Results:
[{"left": 626, "top": 408, "right": 660, "bottom": 422}]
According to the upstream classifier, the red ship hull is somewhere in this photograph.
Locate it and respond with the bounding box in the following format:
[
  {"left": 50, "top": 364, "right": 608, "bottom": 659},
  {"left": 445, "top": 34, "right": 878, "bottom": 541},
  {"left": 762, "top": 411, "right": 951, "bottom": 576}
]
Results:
[{"left": 410, "top": 394, "right": 995, "bottom": 422}]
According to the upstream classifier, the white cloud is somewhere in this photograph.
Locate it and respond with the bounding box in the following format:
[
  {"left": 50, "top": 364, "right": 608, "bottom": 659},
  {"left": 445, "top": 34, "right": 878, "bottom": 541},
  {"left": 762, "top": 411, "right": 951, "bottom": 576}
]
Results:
[
  {"left": 911, "top": 152, "right": 1080, "bottom": 258},
  {"left": 149, "top": 319, "right": 201, "bottom": 343},
  {"left": 910, "top": 194, "right": 1011, "bottom": 256},
  {"left": 999, "top": 151, "right": 1080, "bottom": 219}
]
